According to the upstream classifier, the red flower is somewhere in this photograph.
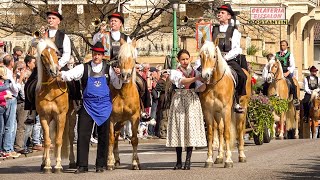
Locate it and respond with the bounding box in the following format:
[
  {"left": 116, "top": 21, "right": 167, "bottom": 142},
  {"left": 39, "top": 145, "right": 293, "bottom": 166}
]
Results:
[{"left": 251, "top": 77, "right": 257, "bottom": 85}]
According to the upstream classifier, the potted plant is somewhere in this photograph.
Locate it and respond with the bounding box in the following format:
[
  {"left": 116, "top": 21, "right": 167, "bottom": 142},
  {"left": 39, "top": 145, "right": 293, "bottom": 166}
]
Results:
[{"left": 247, "top": 94, "right": 288, "bottom": 145}]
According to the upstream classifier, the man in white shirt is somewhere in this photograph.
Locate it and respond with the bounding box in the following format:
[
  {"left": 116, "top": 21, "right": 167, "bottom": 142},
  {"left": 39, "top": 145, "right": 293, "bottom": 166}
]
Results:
[
  {"left": 262, "top": 53, "right": 275, "bottom": 95},
  {"left": 212, "top": 4, "right": 247, "bottom": 113},
  {"left": 60, "top": 42, "right": 120, "bottom": 174},
  {"left": 302, "top": 66, "right": 319, "bottom": 122},
  {"left": 25, "top": 10, "right": 72, "bottom": 121},
  {"left": 275, "top": 40, "right": 299, "bottom": 106}
]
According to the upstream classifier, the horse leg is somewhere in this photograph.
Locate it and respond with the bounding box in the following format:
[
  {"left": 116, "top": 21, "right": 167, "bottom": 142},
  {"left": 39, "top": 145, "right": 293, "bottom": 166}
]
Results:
[
  {"left": 311, "top": 119, "right": 316, "bottom": 139},
  {"left": 294, "top": 110, "right": 300, "bottom": 139},
  {"left": 68, "top": 108, "right": 77, "bottom": 169},
  {"left": 237, "top": 113, "right": 246, "bottom": 163},
  {"left": 215, "top": 117, "right": 224, "bottom": 165},
  {"left": 278, "top": 112, "right": 285, "bottom": 140},
  {"left": 107, "top": 120, "right": 115, "bottom": 170},
  {"left": 40, "top": 118, "right": 52, "bottom": 173},
  {"left": 114, "top": 129, "right": 121, "bottom": 167},
  {"left": 224, "top": 111, "right": 233, "bottom": 168},
  {"left": 204, "top": 120, "right": 214, "bottom": 168},
  {"left": 54, "top": 114, "right": 67, "bottom": 173},
  {"left": 131, "top": 114, "right": 141, "bottom": 170}
]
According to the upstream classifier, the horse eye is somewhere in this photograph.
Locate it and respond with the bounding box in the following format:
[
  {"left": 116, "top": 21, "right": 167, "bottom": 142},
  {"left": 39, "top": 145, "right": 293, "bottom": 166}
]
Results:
[{"left": 213, "top": 56, "right": 216, "bottom": 58}]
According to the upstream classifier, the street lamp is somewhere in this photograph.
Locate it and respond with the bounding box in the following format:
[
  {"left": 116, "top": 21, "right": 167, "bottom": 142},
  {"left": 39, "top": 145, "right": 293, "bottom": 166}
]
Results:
[{"left": 169, "top": 0, "right": 180, "bottom": 69}]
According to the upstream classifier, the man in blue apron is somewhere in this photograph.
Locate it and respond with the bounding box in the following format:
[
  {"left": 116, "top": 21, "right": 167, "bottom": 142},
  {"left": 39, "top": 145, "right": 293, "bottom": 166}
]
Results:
[{"left": 60, "top": 42, "right": 115, "bottom": 173}]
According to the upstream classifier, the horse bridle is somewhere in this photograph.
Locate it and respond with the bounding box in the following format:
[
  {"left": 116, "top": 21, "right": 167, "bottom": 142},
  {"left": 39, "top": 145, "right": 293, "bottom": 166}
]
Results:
[{"left": 205, "top": 48, "right": 226, "bottom": 86}]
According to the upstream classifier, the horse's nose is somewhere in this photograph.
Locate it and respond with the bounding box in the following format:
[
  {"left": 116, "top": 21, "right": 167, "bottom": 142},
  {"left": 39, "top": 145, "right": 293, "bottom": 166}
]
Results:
[
  {"left": 127, "top": 73, "right": 132, "bottom": 78},
  {"left": 121, "top": 73, "right": 126, "bottom": 79},
  {"left": 206, "top": 74, "right": 210, "bottom": 79}
]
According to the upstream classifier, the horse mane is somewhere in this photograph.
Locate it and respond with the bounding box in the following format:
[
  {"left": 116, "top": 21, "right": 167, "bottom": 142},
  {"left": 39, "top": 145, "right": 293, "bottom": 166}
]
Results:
[
  {"left": 118, "top": 42, "right": 137, "bottom": 82},
  {"left": 311, "top": 89, "right": 320, "bottom": 102},
  {"left": 268, "top": 59, "right": 284, "bottom": 79},
  {"left": 200, "top": 41, "right": 232, "bottom": 78},
  {"left": 36, "top": 38, "right": 59, "bottom": 90}
]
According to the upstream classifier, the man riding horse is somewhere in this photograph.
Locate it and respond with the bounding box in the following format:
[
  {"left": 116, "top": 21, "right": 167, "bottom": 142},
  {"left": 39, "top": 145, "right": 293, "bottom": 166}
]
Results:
[
  {"left": 25, "top": 10, "right": 72, "bottom": 121},
  {"left": 93, "top": 12, "right": 151, "bottom": 120},
  {"left": 275, "top": 40, "right": 299, "bottom": 107},
  {"left": 212, "top": 4, "right": 247, "bottom": 113}
]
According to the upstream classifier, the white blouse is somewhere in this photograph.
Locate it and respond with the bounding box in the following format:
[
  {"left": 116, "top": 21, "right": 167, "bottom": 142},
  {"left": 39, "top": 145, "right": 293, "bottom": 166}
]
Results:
[{"left": 169, "top": 69, "right": 204, "bottom": 92}]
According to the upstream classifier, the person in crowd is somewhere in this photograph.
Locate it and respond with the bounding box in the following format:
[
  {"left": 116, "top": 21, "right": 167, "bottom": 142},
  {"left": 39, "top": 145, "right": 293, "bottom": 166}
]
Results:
[
  {"left": 166, "top": 49, "right": 207, "bottom": 170},
  {"left": 12, "top": 46, "right": 23, "bottom": 62},
  {"left": 0, "top": 65, "right": 12, "bottom": 158},
  {"left": 275, "top": 40, "right": 299, "bottom": 106},
  {"left": 2, "top": 55, "right": 20, "bottom": 158},
  {"left": 13, "top": 60, "right": 31, "bottom": 154},
  {"left": 302, "top": 66, "right": 319, "bottom": 122},
  {"left": 59, "top": 42, "right": 120, "bottom": 173}
]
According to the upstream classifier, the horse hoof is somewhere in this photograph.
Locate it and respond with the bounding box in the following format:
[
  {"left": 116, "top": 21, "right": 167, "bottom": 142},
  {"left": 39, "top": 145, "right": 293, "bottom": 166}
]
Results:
[
  {"left": 40, "top": 164, "right": 45, "bottom": 171},
  {"left": 204, "top": 162, "right": 213, "bottom": 168},
  {"left": 294, "top": 135, "right": 299, "bottom": 139},
  {"left": 42, "top": 168, "right": 52, "bottom": 174},
  {"left": 54, "top": 168, "right": 63, "bottom": 173},
  {"left": 107, "top": 165, "right": 115, "bottom": 170},
  {"left": 278, "top": 136, "right": 284, "bottom": 140},
  {"left": 69, "top": 162, "right": 77, "bottom": 169},
  {"left": 239, "top": 157, "right": 247, "bottom": 163},
  {"left": 224, "top": 162, "right": 233, "bottom": 168},
  {"left": 115, "top": 161, "right": 120, "bottom": 167},
  {"left": 132, "top": 164, "right": 140, "bottom": 170},
  {"left": 214, "top": 158, "right": 223, "bottom": 164}
]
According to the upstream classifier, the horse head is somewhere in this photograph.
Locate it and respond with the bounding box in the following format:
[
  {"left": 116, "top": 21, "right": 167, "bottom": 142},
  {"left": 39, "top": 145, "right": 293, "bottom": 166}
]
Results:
[
  {"left": 199, "top": 41, "right": 228, "bottom": 84},
  {"left": 118, "top": 40, "right": 137, "bottom": 83},
  {"left": 37, "top": 38, "right": 60, "bottom": 78},
  {"left": 267, "top": 58, "right": 284, "bottom": 83},
  {"left": 311, "top": 89, "right": 320, "bottom": 110}
]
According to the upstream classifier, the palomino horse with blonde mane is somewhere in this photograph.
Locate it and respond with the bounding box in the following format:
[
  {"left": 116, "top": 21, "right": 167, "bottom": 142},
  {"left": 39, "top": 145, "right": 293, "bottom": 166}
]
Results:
[
  {"left": 307, "top": 89, "right": 320, "bottom": 138},
  {"left": 107, "top": 41, "right": 141, "bottom": 170},
  {"left": 267, "top": 59, "right": 300, "bottom": 139},
  {"left": 199, "top": 41, "right": 251, "bottom": 168},
  {"left": 36, "top": 38, "right": 69, "bottom": 173}
]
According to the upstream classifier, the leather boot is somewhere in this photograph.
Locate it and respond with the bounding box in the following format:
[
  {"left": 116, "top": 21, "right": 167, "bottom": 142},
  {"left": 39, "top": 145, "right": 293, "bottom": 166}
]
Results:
[
  {"left": 25, "top": 110, "right": 36, "bottom": 124},
  {"left": 173, "top": 147, "right": 182, "bottom": 170},
  {"left": 184, "top": 147, "right": 193, "bottom": 170}
]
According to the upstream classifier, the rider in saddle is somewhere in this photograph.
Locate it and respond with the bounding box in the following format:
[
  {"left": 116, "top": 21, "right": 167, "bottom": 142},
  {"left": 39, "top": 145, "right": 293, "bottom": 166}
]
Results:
[
  {"left": 93, "top": 12, "right": 151, "bottom": 120},
  {"left": 275, "top": 40, "right": 299, "bottom": 106},
  {"left": 262, "top": 53, "right": 275, "bottom": 95},
  {"left": 212, "top": 4, "right": 247, "bottom": 113},
  {"left": 302, "top": 66, "right": 319, "bottom": 122},
  {"left": 24, "top": 10, "right": 72, "bottom": 122}
]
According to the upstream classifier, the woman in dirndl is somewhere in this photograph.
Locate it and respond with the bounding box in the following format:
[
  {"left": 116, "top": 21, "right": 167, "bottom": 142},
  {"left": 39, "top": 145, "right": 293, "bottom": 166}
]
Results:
[{"left": 166, "top": 49, "right": 207, "bottom": 170}]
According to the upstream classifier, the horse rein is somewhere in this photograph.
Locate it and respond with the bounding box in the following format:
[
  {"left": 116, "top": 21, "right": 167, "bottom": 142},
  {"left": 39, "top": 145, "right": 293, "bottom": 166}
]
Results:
[{"left": 40, "top": 55, "right": 68, "bottom": 93}]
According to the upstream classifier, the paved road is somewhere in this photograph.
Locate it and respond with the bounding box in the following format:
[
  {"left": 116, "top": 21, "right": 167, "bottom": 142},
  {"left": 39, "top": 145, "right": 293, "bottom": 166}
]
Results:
[{"left": 0, "top": 139, "right": 319, "bottom": 180}]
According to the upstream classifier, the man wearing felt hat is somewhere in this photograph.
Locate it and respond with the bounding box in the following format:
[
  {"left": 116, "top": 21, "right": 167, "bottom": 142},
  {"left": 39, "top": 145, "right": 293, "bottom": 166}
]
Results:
[
  {"left": 212, "top": 4, "right": 247, "bottom": 113},
  {"left": 93, "top": 12, "right": 133, "bottom": 62},
  {"left": 302, "top": 66, "right": 320, "bottom": 122},
  {"left": 59, "top": 41, "right": 121, "bottom": 173},
  {"left": 24, "top": 9, "right": 72, "bottom": 122}
]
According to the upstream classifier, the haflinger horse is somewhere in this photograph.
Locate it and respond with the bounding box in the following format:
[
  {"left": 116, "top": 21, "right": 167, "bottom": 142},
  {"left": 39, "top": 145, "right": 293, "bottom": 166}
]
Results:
[
  {"left": 309, "top": 89, "right": 320, "bottom": 139},
  {"left": 267, "top": 58, "right": 300, "bottom": 139},
  {"left": 36, "top": 38, "right": 69, "bottom": 173},
  {"left": 107, "top": 40, "right": 141, "bottom": 170},
  {"left": 199, "top": 41, "right": 251, "bottom": 168}
]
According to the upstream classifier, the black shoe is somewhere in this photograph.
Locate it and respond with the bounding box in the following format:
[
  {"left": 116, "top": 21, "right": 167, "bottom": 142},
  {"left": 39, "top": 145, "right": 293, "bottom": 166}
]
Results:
[
  {"left": 95, "top": 166, "right": 104, "bottom": 173},
  {"left": 25, "top": 110, "right": 36, "bottom": 125},
  {"left": 74, "top": 167, "right": 88, "bottom": 174},
  {"left": 184, "top": 147, "right": 192, "bottom": 170},
  {"left": 173, "top": 163, "right": 182, "bottom": 170},
  {"left": 293, "top": 99, "right": 300, "bottom": 107},
  {"left": 18, "top": 149, "right": 30, "bottom": 154}
]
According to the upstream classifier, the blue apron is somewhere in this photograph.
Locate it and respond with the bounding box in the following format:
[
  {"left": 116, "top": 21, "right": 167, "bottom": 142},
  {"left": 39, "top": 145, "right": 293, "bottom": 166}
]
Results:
[{"left": 83, "top": 76, "right": 112, "bottom": 126}]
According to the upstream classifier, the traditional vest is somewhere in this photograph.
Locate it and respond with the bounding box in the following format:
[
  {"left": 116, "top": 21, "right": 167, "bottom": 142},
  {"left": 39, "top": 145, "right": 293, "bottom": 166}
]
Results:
[
  {"left": 306, "top": 75, "right": 318, "bottom": 90},
  {"left": 81, "top": 61, "right": 110, "bottom": 91},
  {"left": 110, "top": 32, "right": 128, "bottom": 60},
  {"left": 275, "top": 51, "right": 291, "bottom": 73},
  {"left": 48, "top": 29, "right": 65, "bottom": 56},
  {"left": 212, "top": 25, "right": 235, "bottom": 53}
]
